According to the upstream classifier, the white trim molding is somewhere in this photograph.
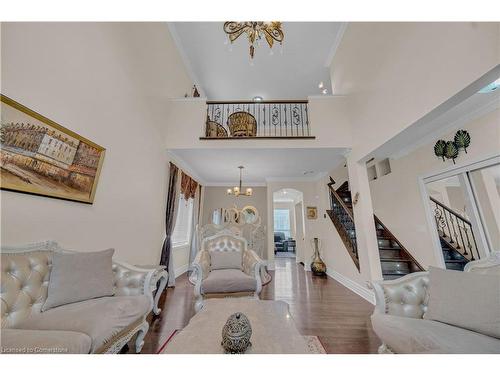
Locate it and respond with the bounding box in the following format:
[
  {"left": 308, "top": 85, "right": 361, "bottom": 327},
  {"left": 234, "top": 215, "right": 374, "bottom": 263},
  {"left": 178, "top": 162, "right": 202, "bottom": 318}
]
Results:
[
  {"left": 326, "top": 269, "right": 376, "bottom": 305},
  {"left": 324, "top": 22, "right": 348, "bottom": 68},
  {"left": 175, "top": 263, "right": 189, "bottom": 279}
]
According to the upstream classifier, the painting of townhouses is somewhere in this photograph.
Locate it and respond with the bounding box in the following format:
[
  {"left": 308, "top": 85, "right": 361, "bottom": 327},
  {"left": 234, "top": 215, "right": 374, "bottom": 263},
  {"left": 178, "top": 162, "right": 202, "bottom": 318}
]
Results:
[{"left": 0, "top": 95, "right": 105, "bottom": 203}]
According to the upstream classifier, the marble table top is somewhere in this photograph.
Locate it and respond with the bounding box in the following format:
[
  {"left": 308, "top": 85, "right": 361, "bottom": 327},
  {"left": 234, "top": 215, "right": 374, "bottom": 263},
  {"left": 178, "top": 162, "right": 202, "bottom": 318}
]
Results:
[{"left": 163, "top": 299, "right": 310, "bottom": 354}]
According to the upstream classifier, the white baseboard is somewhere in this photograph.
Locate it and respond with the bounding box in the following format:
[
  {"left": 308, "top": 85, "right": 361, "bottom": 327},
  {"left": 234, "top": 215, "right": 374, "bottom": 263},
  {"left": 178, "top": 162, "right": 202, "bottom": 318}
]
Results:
[
  {"left": 175, "top": 264, "right": 189, "bottom": 278},
  {"left": 326, "top": 269, "right": 375, "bottom": 305}
]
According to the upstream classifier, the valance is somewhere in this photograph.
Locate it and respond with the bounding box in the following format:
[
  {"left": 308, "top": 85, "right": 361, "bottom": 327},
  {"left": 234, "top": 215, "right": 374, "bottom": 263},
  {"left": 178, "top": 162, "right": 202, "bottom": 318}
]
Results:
[{"left": 181, "top": 171, "right": 199, "bottom": 200}]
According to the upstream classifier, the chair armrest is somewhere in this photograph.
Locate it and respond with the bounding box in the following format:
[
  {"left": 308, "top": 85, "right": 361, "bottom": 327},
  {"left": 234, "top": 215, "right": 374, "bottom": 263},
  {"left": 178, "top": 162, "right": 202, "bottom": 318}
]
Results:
[
  {"left": 192, "top": 250, "right": 211, "bottom": 299},
  {"left": 242, "top": 249, "right": 264, "bottom": 294},
  {"left": 112, "top": 261, "right": 156, "bottom": 312},
  {"left": 369, "top": 271, "right": 429, "bottom": 319}
]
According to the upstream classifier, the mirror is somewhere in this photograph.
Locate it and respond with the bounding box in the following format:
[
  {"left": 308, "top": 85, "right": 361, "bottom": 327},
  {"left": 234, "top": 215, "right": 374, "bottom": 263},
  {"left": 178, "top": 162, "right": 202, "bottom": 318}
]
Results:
[{"left": 241, "top": 206, "right": 259, "bottom": 224}]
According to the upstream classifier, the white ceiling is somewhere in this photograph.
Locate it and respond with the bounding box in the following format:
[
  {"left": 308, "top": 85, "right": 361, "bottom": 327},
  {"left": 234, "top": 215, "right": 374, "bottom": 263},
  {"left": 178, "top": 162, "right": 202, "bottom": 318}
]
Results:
[
  {"left": 169, "top": 22, "right": 345, "bottom": 100},
  {"left": 169, "top": 148, "right": 347, "bottom": 185}
]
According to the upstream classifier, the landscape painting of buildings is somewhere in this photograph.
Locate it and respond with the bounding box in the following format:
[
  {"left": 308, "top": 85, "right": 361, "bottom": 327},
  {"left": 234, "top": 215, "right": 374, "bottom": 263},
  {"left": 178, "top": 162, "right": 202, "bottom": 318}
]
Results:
[{"left": 0, "top": 95, "right": 105, "bottom": 203}]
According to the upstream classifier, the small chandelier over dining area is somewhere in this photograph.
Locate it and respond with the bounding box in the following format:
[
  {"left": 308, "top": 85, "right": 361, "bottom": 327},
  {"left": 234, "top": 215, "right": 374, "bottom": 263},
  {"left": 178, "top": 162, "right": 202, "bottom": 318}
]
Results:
[
  {"left": 223, "top": 21, "right": 284, "bottom": 59},
  {"left": 227, "top": 166, "right": 253, "bottom": 197}
]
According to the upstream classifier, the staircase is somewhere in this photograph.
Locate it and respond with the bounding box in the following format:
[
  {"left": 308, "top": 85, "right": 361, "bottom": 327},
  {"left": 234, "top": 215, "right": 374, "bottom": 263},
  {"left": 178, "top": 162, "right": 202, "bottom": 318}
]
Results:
[
  {"left": 327, "top": 178, "right": 424, "bottom": 280},
  {"left": 429, "top": 197, "right": 478, "bottom": 271}
]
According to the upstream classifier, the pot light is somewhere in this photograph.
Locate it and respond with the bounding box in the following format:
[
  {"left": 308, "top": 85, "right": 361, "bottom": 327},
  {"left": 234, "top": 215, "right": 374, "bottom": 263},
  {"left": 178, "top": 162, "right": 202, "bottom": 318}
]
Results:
[
  {"left": 253, "top": 96, "right": 263, "bottom": 102},
  {"left": 479, "top": 78, "right": 500, "bottom": 94},
  {"left": 318, "top": 82, "right": 324, "bottom": 89},
  {"left": 322, "top": 88, "right": 328, "bottom": 95}
]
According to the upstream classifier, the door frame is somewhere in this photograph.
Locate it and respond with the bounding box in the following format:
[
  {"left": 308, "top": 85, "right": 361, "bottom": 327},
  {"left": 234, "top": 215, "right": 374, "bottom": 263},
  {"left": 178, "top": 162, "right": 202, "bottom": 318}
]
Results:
[{"left": 419, "top": 153, "right": 500, "bottom": 266}]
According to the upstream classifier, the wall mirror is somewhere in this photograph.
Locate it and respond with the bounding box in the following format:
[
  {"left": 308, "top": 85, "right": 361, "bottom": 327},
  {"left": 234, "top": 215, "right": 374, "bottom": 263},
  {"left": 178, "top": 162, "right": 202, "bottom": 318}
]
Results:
[{"left": 241, "top": 206, "right": 259, "bottom": 224}]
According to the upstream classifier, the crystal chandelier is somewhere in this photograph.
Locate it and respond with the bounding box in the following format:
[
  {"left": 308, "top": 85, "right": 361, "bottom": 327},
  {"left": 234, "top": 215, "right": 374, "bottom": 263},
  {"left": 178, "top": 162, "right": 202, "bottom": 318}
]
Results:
[
  {"left": 227, "top": 166, "right": 253, "bottom": 197},
  {"left": 223, "top": 22, "right": 284, "bottom": 59}
]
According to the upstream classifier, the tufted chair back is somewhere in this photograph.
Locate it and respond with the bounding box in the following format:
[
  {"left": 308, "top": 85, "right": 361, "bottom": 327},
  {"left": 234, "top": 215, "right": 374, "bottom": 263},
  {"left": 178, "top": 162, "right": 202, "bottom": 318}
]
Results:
[
  {"left": 373, "top": 252, "right": 500, "bottom": 319},
  {"left": 1, "top": 250, "right": 53, "bottom": 328},
  {"left": 203, "top": 233, "right": 246, "bottom": 254}
]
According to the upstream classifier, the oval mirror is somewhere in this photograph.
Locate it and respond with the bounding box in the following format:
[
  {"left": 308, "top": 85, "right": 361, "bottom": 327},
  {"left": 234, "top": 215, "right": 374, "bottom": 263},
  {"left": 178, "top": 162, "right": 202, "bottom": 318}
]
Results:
[{"left": 241, "top": 206, "right": 259, "bottom": 224}]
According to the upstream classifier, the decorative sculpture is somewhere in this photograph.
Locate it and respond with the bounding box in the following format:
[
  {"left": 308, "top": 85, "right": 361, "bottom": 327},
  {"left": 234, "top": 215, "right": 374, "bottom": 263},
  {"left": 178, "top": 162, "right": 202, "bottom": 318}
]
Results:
[
  {"left": 221, "top": 312, "right": 252, "bottom": 353},
  {"left": 310, "top": 237, "right": 326, "bottom": 276}
]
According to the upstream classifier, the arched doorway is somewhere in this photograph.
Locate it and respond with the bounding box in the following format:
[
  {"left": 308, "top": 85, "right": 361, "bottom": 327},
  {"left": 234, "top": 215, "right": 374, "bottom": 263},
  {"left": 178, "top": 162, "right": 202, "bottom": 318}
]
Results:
[{"left": 272, "top": 188, "right": 306, "bottom": 264}]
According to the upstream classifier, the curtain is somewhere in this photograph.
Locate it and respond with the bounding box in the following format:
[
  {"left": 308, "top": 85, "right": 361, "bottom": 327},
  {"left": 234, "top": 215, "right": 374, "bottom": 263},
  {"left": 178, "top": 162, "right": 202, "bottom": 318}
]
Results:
[
  {"left": 188, "top": 184, "right": 202, "bottom": 280},
  {"left": 160, "top": 162, "right": 180, "bottom": 287}
]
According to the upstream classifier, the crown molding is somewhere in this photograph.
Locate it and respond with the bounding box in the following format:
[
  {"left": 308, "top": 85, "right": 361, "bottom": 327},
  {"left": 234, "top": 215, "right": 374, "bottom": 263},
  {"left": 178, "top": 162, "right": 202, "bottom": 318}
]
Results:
[
  {"left": 324, "top": 22, "right": 348, "bottom": 68},
  {"left": 167, "top": 23, "right": 206, "bottom": 98},
  {"left": 391, "top": 96, "right": 500, "bottom": 160},
  {"left": 166, "top": 97, "right": 208, "bottom": 102}
]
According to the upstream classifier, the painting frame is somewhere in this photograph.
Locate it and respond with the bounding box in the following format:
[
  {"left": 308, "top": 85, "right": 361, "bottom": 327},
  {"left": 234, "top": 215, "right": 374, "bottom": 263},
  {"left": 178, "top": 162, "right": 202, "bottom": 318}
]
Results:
[
  {"left": 306, "top": 206, "right": 318, "bottom": 220},
  {"left": 0, "top": 94, "right": 106, "bottom": 204}
]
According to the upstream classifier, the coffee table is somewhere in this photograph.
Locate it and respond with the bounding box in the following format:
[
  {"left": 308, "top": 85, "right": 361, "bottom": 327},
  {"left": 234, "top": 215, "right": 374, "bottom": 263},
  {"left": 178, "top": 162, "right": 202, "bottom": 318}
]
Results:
[{"left": 162, "top": 299, "right": 311, "bottom": 354}]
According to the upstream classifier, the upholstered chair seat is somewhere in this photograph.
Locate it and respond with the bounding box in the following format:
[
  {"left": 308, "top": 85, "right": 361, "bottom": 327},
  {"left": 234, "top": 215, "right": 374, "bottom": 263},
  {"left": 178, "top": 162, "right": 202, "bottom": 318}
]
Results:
[{"left": 201, "top": 269, "right": 257, "bottom": 294}]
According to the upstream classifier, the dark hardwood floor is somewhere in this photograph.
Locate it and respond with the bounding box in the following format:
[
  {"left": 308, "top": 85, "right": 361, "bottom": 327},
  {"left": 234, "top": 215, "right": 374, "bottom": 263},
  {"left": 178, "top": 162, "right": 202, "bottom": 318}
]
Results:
[{"left": 140, "top": 258, "right": 380, "bottom": 354}]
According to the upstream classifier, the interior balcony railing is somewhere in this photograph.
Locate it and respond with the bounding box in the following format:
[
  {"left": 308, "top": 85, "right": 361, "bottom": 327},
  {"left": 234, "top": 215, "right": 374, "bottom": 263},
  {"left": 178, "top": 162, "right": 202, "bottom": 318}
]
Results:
[{"left": 201, "top": 100, "right": 314, "bottom": 140}]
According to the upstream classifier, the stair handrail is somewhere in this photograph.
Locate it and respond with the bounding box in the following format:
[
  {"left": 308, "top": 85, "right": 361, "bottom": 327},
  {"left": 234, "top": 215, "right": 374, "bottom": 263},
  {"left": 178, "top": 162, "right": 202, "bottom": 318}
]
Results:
[
  {"left": 374, "top": 215, "right": 425, "bottom": 271},
  {"left": 429, "top": 196, "right": 471, "bottom": 225},
  {"left": 327, "top": 183, "right": 354, "bottom": 221}
]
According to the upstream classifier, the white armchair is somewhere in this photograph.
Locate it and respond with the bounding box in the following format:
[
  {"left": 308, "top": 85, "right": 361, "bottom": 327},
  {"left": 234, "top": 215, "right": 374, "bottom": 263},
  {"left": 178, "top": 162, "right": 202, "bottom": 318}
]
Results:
[
  {"left": 370, "top": 252, "right": 500, "bottom": 354},
  {"left": 192, "top": 233, "right": 264, "bottom": 312}
]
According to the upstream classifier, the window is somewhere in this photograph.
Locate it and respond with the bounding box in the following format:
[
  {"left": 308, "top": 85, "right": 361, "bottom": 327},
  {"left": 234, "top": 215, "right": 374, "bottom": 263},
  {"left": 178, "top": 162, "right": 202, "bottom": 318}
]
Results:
[
  {"left": 274, "top": 208, "right": 291, "bottom": 239},
  {"left": 171, "top": 195, "right": 194, "bottom": 247}
]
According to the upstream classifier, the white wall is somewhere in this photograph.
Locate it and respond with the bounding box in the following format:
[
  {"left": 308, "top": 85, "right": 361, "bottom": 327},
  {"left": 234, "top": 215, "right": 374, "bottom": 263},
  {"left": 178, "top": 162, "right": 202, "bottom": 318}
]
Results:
[
  {"left": 163, "top": 96, "right": 352, "bottom": 150},
  {"left": 369, "top": 109, "right": 500, "bottom": 268},
  {"left": 331, "top": 22, "right": 500, "bottom": 161},
  {"left": 0, "top": 23, "right": 192, "bottom": 265}
]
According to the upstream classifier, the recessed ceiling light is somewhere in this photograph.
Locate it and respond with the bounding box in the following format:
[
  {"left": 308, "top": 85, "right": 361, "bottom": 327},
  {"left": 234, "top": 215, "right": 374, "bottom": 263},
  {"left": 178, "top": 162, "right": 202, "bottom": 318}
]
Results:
[
  {"left": 318, "top": 82, "right": 324, "bottom": 89},
  {"left": 322, "top": 88, "right": 328, "bottom": 95},
  {"left": 479, "top": 78, "right": 500, "bottom": 94},
  {"left": 253, "top": 96, "right": 263, "bottom": 102}
]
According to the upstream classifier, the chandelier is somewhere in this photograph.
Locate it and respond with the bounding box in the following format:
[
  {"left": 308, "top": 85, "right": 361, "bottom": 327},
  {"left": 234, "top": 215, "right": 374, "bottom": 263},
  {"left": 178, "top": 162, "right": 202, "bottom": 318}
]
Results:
[
  {"left": 227, "top": 166, "right": 253, "bottom": 197},
  {"left": 223, "top": 22, "right": 284, "bottom": 59}
]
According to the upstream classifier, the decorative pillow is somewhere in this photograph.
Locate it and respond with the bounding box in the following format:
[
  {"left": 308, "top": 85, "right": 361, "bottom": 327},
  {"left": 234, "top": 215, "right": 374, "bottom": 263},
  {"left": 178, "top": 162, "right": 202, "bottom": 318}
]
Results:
[
  {"left": 423, "top": 266, "right": 500, "bottom": 338},
  {"left": 42, "top": 249, "right": 115, "bottom": 311},
  {"left": 209, "top": 250, "right": 242, "bottom": 270}
]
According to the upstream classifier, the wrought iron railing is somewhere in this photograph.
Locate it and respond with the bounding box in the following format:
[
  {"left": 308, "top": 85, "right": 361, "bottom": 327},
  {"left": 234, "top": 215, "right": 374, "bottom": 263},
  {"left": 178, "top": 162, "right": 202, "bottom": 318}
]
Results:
[
  {"left": 202, "top": 100, "right": 312, "bottom": 139},
  {"left": 327, "top": 182, "right": 359, "bottom": 269},
  {"left": 430, "top": 197, "right": 479, "bottom": 261}
]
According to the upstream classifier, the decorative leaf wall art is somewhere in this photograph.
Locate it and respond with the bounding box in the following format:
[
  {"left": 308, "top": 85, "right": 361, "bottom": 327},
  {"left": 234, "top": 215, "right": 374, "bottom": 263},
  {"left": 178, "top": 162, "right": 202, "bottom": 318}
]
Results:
[
  {"left": 434, "top": 140, "right": 446, "bottom": 161},
  {"left": 454, "top": 129, "right": 471, "bottom": 153},
  {"left": 444, "top": 141, "right": 459, "bottom": 164},
  {"left": 434, "top": 130, "right": 471, "bottom": 164}
]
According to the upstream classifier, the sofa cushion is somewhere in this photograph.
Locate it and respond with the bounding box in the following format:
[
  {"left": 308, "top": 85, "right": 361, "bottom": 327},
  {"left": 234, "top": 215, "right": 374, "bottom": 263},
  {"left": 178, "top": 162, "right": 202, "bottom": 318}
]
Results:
[
  {"left": 0, "top": 328, "right": 91, "bottom": 354},
  {"left": 372, "top": 313, "right": 500, "bottom": 354},
  {"left": 43, "top": 249, "right": 115, "bottom": 311},
  {"left": 423, "top": 267, "right": 500, "bottom": 339},
  {"left": 202, "top": 269, "right": 256, "bottom": 294},
  {"left": 19, "top": 295, "right": 150, "bottom": 352},
  {"left": 209, "top": 250, "right": 242, "bottom": 270}
]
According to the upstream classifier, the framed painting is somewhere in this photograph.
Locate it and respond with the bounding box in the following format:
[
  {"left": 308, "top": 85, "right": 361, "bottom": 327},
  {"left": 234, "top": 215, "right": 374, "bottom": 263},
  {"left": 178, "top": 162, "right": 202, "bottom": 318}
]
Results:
[
  {"left": 306, "top": 206, "right": 318, "bottom": 220},
  {"left": 0, "top": 95, "right": 105, "bottom": 204}
]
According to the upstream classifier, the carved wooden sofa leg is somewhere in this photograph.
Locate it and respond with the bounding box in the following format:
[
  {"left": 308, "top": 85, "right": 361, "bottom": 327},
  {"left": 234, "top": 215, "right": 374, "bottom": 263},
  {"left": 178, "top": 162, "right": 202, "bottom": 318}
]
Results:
[
  {"left": 135, "top": 321, "right": 149, "bottom": 353},
  {"left": 378, "top": 343, "right": 395, "bottom": 354}
]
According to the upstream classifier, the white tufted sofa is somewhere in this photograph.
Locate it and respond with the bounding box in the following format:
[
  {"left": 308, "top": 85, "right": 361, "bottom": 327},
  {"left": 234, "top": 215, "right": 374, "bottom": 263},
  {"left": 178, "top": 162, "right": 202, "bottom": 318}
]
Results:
[
  {"left": 370, "top": 252, "right": 500, "bottom": 354},
  {"left": 192, "top": 232, "right": 264, "bottom": 312},
  {"left": 1, "top": 241, "right": 159, "bottom": 354}
]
